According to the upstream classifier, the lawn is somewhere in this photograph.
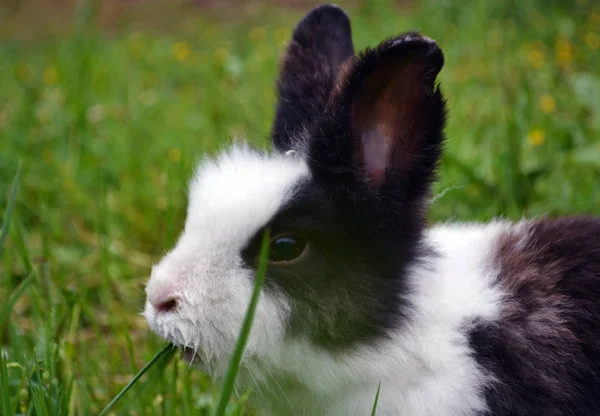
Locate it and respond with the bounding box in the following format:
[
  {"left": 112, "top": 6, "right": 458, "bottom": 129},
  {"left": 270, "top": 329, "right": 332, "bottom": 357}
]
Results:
[{"left": 0, "top": 0, "right": 599, "bottom": 414}]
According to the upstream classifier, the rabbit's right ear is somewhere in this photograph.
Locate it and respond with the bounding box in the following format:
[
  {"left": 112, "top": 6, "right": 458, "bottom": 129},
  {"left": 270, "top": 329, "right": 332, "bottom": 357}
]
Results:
[
  {"left": 308, "top": 33, "right": 446, "bottom": 206},
  {"left": 271, "top": 4, "right": 355, "bottom": 153}
]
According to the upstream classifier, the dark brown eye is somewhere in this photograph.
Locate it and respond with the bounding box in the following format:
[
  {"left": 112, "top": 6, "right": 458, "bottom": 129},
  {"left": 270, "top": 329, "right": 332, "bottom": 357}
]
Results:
[{"left": 269, "top": 235, "right": 308, "bottom": 264}]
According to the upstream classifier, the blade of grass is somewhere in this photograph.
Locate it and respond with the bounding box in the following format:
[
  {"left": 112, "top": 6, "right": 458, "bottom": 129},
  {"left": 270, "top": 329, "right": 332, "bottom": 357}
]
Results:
[
  {"left": 0, "top": 272, "right": 34, "bottom": 333},
  {"left": 182, "top": 360, "right": 193, "bottom": 416},
  {"left": 213, "top": 229, "right": 271, "bottom": 416},
  {"left": 168, "top": 351, "right": 178, "bottom": 416},
  {"left": 28, "top": 359, "right": 50, "bottom": 416},
  {"left": 98, "top": 343, "right": 176, "bottom": 416},
  {"left": 68, "top": 379, "right": 80, "bottom": 416},
  {"left": 227, "top": 389, "right": 252, "bottom": 416},
  {"left": 123, "top": 330, "right": 143, "bottom": 411},
  {"left": 370, "top": 381, "right": 381, "bottom": 416},
  {"left": 0, "top": 161, "right": 22, "bottom": 257},
  {"left": 58, "top": 376, "right": 75, "bottom": 416},
  {"left": 11, "top": 215, "right": 34, "bottom": 274},
  {"left": 1, "top": 352, "right": 14, "bottom": 416}
]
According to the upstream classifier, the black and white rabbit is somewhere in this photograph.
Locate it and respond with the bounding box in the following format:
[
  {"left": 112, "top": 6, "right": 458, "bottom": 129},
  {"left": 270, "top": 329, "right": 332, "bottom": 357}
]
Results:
[{"left": 144, "top": 4, "right": 600, "bottom": 415}]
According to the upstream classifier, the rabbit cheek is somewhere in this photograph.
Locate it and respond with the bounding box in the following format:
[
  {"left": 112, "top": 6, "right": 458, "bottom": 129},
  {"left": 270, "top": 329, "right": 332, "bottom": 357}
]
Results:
[{"left": 269, "top": 248, "right": 412, "bottom": 351}]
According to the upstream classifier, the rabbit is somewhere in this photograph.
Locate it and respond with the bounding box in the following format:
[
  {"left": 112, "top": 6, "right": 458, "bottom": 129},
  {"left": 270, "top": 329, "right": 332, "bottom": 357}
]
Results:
[{"left": 143, "top": 4, "right": 600, "bottom": 416}]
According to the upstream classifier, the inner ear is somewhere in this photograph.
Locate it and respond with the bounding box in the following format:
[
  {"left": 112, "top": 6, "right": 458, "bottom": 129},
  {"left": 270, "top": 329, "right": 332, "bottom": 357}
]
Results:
[{"left": 351, "top": 55, "right": 427, "bottom": 187}]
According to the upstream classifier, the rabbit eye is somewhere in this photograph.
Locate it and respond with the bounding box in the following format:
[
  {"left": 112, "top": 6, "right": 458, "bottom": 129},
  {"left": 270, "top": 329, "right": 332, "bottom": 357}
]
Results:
[{"left": 269, "top": 235, "right": 308, "bottom": 264}]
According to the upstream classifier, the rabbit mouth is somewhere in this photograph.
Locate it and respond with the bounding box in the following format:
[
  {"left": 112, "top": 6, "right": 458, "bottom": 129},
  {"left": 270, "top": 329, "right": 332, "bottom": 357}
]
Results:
[
  {"left": 181, "top": 347, "right": 202, "bottom": 365},
  {"left": 181, "top": 347, "right": 223, "bottom": 375}
]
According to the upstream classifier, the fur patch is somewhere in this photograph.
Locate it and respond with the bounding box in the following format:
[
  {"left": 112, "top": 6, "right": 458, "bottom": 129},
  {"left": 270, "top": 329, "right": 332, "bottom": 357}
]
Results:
[{"left": 469, "top": 217, "right": 600, "bottom": 415}]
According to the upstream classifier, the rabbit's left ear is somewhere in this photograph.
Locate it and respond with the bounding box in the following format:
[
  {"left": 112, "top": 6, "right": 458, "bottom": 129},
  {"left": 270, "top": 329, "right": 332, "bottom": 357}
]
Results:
[
  {"left": 311, "top": 33, "right": 446, "bottom": 203},
  {"left": 271, "top": 4, "right": 355, "bottom": 153}
]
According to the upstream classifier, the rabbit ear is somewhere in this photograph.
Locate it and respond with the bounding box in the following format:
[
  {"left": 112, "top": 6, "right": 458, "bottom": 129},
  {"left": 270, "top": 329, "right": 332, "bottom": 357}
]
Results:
[
  {"left": 311, "top": 33, "right": 446, "bottom": 202},
  {"left": 271, "top": 4, "right": 355, "bottom": 153}
]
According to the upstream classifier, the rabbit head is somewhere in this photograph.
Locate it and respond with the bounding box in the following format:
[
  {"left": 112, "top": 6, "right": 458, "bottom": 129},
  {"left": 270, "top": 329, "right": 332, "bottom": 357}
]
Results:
[{"left": 144, "top": 3, "right": 445, "bottom": 381}]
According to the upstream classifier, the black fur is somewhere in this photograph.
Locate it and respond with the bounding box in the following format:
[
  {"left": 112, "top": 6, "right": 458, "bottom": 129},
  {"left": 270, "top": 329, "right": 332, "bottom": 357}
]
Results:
[
  {"left": 242, "top": 178, "right": 426, "bottom": 349},
  {"left": 271, "top": 4, "right": 354, "bottom": 153},
  {"left": 470, "top": 217, "right": 600, "bottom": 415}
]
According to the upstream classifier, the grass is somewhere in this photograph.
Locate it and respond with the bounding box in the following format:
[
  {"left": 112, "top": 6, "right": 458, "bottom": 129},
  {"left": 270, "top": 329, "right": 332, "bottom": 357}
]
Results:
[
  {"left": 0, "top": 0, "right": 599, "bottom": 414},
  {"left": 98, "top": 343, "right": 176, "bottom": 416},
  {"left": 212, "top": 229, "right": 270, "bottom": 416},
  {"left": 370, "top": 381, "right": 381, "bottom": 416}
]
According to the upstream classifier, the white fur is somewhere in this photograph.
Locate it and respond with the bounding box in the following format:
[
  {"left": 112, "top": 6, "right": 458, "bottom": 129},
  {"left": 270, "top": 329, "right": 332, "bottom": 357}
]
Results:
[{"left": 144, "top": 147, "right": 513, "bottom": 415}]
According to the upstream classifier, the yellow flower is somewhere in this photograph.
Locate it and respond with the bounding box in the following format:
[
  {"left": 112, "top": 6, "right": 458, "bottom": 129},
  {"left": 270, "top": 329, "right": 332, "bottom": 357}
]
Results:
[
  {"left": 586, "top": 32, "right": 599, "bottom": 50},
  {"left": 556, "top": 39, "right": 574, "bottom": 68},
  {"left": 540, "top": 94, "right": 556, "bottom": 113},
  {"left": 19, "top": 388, "right": 29, "bottom": 414},
  {"left": 248, "top": 26, "right": 267, "bottom": 43},
  {"left": 43, "top": 67, "right": 59, "bottom": 85},
  {"left": 274, "top": 27, "right": 290, "bottom": 44},
  {"left": 527, "top": 48, "right": 545, "bottom": 69},
  {"left": 213, "top": 47, "right": 230, "bottom": 64},
  {"left": 527, "top": 129, "right": 545, "bottom": 147},
  {"left": 172, "top": 42, "right": 192, "bottom": 62},
  {"left": 168, "top": 147, "right": 181, "bottom": 164}
]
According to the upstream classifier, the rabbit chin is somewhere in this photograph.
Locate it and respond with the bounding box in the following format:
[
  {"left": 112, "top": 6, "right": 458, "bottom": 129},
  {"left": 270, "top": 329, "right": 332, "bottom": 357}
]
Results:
[
  {"left": 180, "top": 347, "right": 219, "bottom": 375},
  {"left": 144, "top": 315, "right": 228, "bottom": 377},
  {"left": 181, "top": 346, "right": 202, "bottom": 365}
]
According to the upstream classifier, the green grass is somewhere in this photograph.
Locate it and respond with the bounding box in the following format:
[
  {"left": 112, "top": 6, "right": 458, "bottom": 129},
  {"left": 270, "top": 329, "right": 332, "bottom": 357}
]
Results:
[
  {"left": 98, "top": 343, "right": 176, "bottom": 416},
  {"left": 213, "top": 229, "right": 270, "bottom": 416},
  {"left": 370, "top": 381, "right": 381, "bottom": 416},
  {"left": 0, "top": 0, "right": 599, "bottom": 414}
]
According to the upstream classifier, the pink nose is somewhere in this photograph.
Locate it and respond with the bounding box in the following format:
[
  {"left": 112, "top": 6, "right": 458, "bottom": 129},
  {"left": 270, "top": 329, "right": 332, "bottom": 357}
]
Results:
[{"left": 149, "top": 284, "right": 179, "bottom": 313}]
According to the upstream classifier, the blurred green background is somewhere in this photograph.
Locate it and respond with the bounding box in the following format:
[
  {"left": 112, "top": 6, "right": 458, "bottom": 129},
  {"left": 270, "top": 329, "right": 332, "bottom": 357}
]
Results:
[{"left": 0, "top": 0, "right": 598, "bottom": 414}]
